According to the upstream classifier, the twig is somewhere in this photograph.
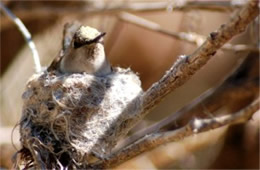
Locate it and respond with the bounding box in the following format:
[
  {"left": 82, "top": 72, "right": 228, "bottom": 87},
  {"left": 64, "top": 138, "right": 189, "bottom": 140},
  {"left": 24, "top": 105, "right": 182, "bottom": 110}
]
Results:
[
  {"left": 116, "top": 85, "right": 218, "bottom": 152},
  {"left": 118, "top": 12, "right": 259, "bottom": 52},
  {"left": 0, "top": 2, "right": 41, "bottom": 73},
  {"left": 92, "top": 1, "right": 259, "bottom": 167},
  {"left": 96, "top": 98, "right": 259, "bottom": 168},
  {"left": 140, "top": 0, "right": 259, "bottom": 119},
  {"left": 1, "top": 0, "right": 247, "bottom": 30},
  {"left": 108, "top": 0, "right": 259, "bottom": 152},
  {"left": 7, "top": 0, "right": 243, "bottom": 16},
  {"left": 116, "top": 52, "right": 258, "bottom": 154},
  {"left": 102, "top": 1, "right": 259, "bottom": 157}
]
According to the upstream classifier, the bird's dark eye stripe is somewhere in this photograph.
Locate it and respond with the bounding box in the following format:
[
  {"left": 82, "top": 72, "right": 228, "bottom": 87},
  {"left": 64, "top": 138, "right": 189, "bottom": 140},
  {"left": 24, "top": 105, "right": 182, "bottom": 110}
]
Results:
[
  {"left": 74, "top": 41, "right": 84, "bottom": 49},
  {"left": 73, "top": 32, "right": 106, "bottom": 49}
]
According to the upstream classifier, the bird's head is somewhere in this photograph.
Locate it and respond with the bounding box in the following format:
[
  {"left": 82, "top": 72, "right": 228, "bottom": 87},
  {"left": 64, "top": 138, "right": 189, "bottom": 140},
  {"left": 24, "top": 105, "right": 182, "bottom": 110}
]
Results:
[
  {"left": 60, "top": 25, "right": 111, "bottom": 75},
  {"left": 73, "top": 26, "right": 106, "bottom": 48}
]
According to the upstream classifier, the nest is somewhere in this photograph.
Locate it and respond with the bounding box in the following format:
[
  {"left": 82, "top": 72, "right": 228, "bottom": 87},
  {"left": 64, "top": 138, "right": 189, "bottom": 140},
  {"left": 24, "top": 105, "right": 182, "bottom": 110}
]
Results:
[{"left": 14, "top": 68, "right": 143, "bottom": 169}]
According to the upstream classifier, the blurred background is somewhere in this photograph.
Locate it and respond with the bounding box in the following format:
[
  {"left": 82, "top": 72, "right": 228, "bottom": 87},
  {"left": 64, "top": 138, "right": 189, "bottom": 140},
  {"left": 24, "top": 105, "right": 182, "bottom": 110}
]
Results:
[{"left": 0, "top": 0, "right": 259, "bottom": 169}]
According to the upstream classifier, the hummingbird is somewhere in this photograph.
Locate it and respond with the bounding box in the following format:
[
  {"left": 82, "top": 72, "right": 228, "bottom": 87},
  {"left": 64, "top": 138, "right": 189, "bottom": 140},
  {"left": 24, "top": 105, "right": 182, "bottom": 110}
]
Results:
[{"left": 48, "top": 22, "right": 112, "bottom": 76}]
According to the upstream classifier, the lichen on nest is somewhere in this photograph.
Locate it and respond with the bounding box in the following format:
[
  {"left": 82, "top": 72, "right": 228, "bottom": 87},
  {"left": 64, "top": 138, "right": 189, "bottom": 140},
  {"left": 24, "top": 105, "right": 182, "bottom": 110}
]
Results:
[{"left": 15, "top": 67, "right": 143, "bottom": 169}]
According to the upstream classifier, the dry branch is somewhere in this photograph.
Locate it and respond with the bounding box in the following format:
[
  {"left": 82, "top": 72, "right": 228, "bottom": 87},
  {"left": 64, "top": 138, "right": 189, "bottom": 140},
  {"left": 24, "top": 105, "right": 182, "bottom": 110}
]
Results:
[
  {"left": 7, "top": 0, "right": 243, "bottom": 16},
  {"left": 96, "top": 98, "right": 259, "bottom": 168},
  {"left": 121, "top": 52, "right": 259, "bottom": 148},
  {"left": 118, "top": 12, "right": 259, "bottom": 52},
  {"left": 1, "top": 0, "right": 246, "bottom": 30},
  {"left": 98, "top": 1, "right": 258, "bottom": 145},
  {"left": 92, "top": 0, "right": 259, "bottom": 167},
  {"left": 140, "top": 0, "right": 258, "bottom": 120},
  {"left": 0, "top": 0, "right": 248, "bottom": 32}
]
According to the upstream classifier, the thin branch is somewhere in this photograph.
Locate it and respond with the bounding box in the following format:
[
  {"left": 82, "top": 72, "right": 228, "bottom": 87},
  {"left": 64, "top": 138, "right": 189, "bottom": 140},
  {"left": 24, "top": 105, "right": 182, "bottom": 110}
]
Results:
[
  {"left": 115, "top": 52, "right": 258, "bottom": 154},
  {"left": 0, "top": 2, "right": 41, "bottom": 73},
  {"left": 0, "top": 0, "right": 248, "bottom": 32},
  {"left": 106, "top": 0, "right": 259, "bottom": 155},
  {"left": 96, "top": 98, "right": 259, "bottom": 168},
  {"left": 7, "top": 0, "right": 243, "bottom": 16},
  {"left": 1, "top": 0, "right": 247, "bottom": 30},
  {"left": 140, "top": 0, "right": 259, "bottom": 120},
  {"left": 118, "top": 12, "right": 259, "bottom": 52},
  {"left": 118, "top": 85, "right": 222, "bottom": 150},
  {"left": 92, "top": 2, "right": 259, "bottom": 167},
  {"left": 116, "top": 85, "right": 219, "bottom": 152}
]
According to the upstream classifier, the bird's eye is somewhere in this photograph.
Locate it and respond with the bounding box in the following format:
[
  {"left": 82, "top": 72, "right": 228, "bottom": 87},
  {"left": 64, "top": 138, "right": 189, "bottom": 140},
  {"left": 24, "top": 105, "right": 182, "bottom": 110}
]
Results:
[{"left": 73, "top": 40, "right": 84, "bottom": 49}]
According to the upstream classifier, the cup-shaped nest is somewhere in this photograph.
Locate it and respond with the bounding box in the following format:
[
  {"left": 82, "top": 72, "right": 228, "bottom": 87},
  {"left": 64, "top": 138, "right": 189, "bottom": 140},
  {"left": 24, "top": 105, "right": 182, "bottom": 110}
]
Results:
[{"left": 15, "top": 68, "right": 143, "bottom": 169}]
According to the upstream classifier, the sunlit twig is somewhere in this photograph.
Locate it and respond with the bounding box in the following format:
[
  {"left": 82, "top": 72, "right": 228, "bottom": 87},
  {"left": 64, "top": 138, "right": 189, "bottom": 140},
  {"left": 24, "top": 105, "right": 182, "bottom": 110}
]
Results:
[
  {"left": 0, "top": 2, "right": 41, "bottom": 73},
  {"left": 118, "top": 12, "right": 259, "bottom": 52}
]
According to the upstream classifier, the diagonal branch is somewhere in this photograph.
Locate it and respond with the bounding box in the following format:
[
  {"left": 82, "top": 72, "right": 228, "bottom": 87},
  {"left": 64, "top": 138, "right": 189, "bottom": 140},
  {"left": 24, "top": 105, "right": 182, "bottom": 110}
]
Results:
[
  {"left": 120, "top": 52, "right": 259, "bottom": 148},
  {"left": 0, "top": 2, "right": 41, "bottom": 73},
  {"left": 140, "top": 0, "right": 259, "bottom": 120},
  {"left": 118, "top": 12, "right": 259, "bottom": 52},
  {"left": 108, "top": 0, "right": 258, "bottom": 159},
  {"left": 96, "top": 98, "right": 259, "bottom": 168},
  {"left": 92, "top": 1, "right": 259, "bottom": 167}
]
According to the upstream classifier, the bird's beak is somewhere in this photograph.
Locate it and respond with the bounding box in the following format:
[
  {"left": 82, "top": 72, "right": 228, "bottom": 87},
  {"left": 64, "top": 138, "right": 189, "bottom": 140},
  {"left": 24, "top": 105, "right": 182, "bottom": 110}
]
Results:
[{"left": 92, "top": 32, "right": 106, "bottom": 43}]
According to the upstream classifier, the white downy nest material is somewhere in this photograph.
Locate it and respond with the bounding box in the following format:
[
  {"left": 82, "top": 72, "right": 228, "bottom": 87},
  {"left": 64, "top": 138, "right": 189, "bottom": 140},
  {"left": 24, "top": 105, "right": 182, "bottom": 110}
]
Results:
[{"left": 17, "top": 67, "right": 143, "bottom": 169}]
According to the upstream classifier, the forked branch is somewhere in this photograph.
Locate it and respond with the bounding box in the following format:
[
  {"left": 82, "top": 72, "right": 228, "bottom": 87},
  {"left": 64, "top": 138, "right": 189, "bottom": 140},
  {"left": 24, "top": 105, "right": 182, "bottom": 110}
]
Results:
[
  {"left": 141, "top": 0, "right": 258, "bottom": 120},
  {"left": 96, "top": 98, "right": 259, "bottom": 168},
  {"left": 93, "top": 0, "right": 259, "bottom": 167}
]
